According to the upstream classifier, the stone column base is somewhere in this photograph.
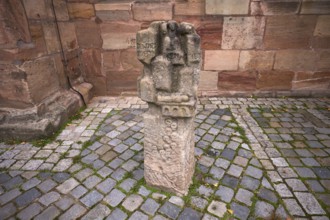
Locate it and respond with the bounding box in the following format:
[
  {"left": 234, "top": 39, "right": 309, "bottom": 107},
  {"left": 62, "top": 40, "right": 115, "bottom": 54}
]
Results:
[
  {"left": 143, "top": 104, "right": 195, "bottom": 195},
  {"left": 0, "top": 90, "right": 83, "bottom": 141}
]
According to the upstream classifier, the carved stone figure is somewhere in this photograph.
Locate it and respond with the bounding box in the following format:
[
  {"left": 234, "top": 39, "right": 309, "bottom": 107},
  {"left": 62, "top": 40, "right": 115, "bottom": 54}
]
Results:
[{"left": 137, "top": 21, "right": 201, "bottom": 195}]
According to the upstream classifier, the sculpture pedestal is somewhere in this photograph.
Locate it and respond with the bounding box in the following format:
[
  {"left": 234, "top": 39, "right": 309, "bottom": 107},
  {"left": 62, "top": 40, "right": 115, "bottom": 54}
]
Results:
[{"left": 143, "top": 104, "right": 195, "bottom": 195}]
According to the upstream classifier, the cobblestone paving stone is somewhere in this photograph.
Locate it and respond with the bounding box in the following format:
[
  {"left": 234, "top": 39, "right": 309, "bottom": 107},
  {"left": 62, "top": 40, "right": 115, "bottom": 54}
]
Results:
[{"left": 0, "top": 96, "right": 329, "bottom": 219}]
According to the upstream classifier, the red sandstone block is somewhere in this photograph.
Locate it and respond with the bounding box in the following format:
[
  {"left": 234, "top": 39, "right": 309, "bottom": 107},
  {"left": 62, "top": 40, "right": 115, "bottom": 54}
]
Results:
[
  {"left": 318, "top": 50, "right": 330, "bottom": 71},
  {"left": 274, "top": 50, "right": 318, "bottom": 71},
  {"left": 42, "top": 22, "right": 61, "bottom": 54},
  {"left": 132, "top": 2, "right": 173, "bottom": 21},
  {"left": 174, "top": 16, "right": 223, "bottom": 50},
  {"left": 204, "top": 50, "right": 239, "bottom": 71},
  {"left": 218, "top": 71, "right": 257, "bottom": 91},
  {"left": 85, "top": 76, "right": 107, "bottom": 96},
  {"left": 292, "top": 72, "right": 330, "bottom": 90},
  {"left": 100, "top": 22, "right": 140, "bottom": 50},
  {"left": 75, "top": 20, "right": 102, "bottom": 48},
  {"left": 256, "top": 70, "right": 294, "bottom": 90},
  {"left": 67, "top": 3, "right": 95, "bottom": 19},
  {"left": 81, "top": 49, "right": 103, "bottom": 77},
  {"left": 22, "top": 0, "right": 53, "bottom": 19},
  {"left": 251, "top": 0, "right": 301, "bottom": 15},
  {"left": 58, "top": 22, "right": 78, "bottom": 50},
  {"left": 102, "top": 51, "right": 121, "bottom": 71},
  {"left": 121, "top": 49, "right": 143, "bottom": 71},
  {"left": 53, "top": 0, "right": 70, "bottom": 21},
  {"left": 106, "top": 70, "right": 141, "bottom": 95},
  {"left": 301, "top": 0, "right": 330, "bottom": 14},
  {"left": 17, "top": 21, "right": 48, "bottom": 60},
  {"left": 239, "top": 51, "right": 275, "bottom": 70},
  {"left": 264, "top": 16, "right": 317, "bottom": 49},
  {"left": 175, "top": 2, "right": 205, "bottom": 16}
]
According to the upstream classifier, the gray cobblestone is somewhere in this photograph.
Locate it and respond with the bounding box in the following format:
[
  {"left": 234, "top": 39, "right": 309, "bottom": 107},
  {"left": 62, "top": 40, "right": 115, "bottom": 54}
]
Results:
[
  {"left": 39, "top": 191, "right": 60, "bottom": 206},
  {"left": 0, "top": 203, "right": 16, "bottom": 219},
  {"left": 15, "top": 188, "right": 41, "bottom": 207},
  {"left": 81, "top": 204, "right": 111, "bottom": 220},
  {"left": 106, "top": 208, "right": 127, "bottom": 220},
  {"left": 35, "top": 206, "right": 60, "bottom": 220},
  {"left": 141, "top": 198, "right": 160, "bottom": 215},
  {"left": 159, "top": 202, "right": 181, "bottom": 219},
  {"left": 71, "top": 185, "right": 88, "bottom": 199},
  {"left": 81, "top": 190, "right": 104, "bottom": 207},
  {"left": 17, "top": 203, "right": 42, "bottom": 220},
  {"left": 235, "top": 188, "right": 254, "bottom": 206},
  {"left": 215, "top": 186, "right": 234, "bottom": 203},
  {"left": 59, "top": 204, "right": 86, "bottom": 220},
  {"left": 96, "top": 178, "right": 116, "bottom": 194},
  {"left": 104, "top": 189, "right": 126, "bottom": 207}
]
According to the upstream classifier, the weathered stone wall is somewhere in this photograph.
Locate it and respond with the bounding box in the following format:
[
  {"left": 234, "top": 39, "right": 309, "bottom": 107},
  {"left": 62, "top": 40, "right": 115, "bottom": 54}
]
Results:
[
  {"left": 0, "top": 0, "right": 90, "bottom": 140},
  {"left": 1, "top": 0, "right": 330, "bottom": 99},
  {"left": 69, "top": 0, "right": 329, "bottom": 97}
]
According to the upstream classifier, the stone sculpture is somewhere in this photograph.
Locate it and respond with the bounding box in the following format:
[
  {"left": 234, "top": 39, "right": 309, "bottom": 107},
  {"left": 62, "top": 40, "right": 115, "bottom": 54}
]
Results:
[{"left": 136, "top": 21, "right": 201, "bottom": 195}]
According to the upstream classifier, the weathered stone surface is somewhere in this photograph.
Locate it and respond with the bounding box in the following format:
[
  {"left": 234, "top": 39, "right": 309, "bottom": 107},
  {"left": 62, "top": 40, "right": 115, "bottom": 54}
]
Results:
[
  {"left": 204, "top": 50, "right": 239, "bottom": 71},
  {"left": 199, "top": 71, "right": 218, "bottom": 91},
  {"left": 107, "top": 70, "right": 140, "bottom": 95},
  {"left": 85, "top": 76, "right": 107, "bottom": 96},
  {"left": 96, "top": 11, "right": 131, "bottom": 22},
  {"left": 132, "top": 2, "right": 173, "bottom": 21},
  {"left": 95, "top": 2, "right": 132, "bottom": 11},
  {"left": 264, "top": 16, "right": 317, "bottom": 49},
  {"left": 0, "top": 0, "right": 31, "bottom": 48},
  {"left": 17, "top": 21, "right": 48, "bottom": 61},
  {"left": 0, "top": 89, "right": 82, "bottom": 140},
  {"left": 0, "top": 65, "right": 31, "bottom": 108},
  {"left": 175, "top": 2, "right": 204, "bottom": 16},
  {"left": 22, "top": 0, "right": 51, "bottom": 20},
  {"left": 318, "top": 50, "right": 330, "bottom": 70},
  {"left": 53, "top": 0, "right": 70, "bottom": 21},
  {"left": 67, "top": 3, "right": 95, "bottom": 19},
  {"left": 218, "top": 71, "right": 257, "bottom": 91},
  {"left": 121, "top": 49, "right": 143, "bottom": 71},
  {"left": 137, "top": 21, "right": 200, "bottom": 195},
  {"left": 239, "top": 51, "right": 275, "bottom": 70},
  {"left": 58, "top": 22, "right": 78, "bottom": 50},
  {"left": 274, "top": 50, "right": 318, "bottom": 71},
  {"left": 42, "top": 22, "right": 60, "bottom": 54},
  {"left": 174, "top": 16, "right": 223, "bottom": 50},
  {"left": 23, "top": 56, "right": 60, "bottom": 104},
  {"left": 81, "top": 49, "right": 103, "bottom": 77},
  {"left": 312, "top": 36, "right": 330, "bottom": 49},
  {"left": 101, "top": 23, "right": 140, "bottom": 50},
  {"left": 222, "top": 17, "right": 265, "bottom": 49},
  {"left": 257, "top": 70, "right": 294, "bottom": 90},
  {"left": 75, "top": 20, "right": 102, "bottom": 48},
  {"left": 251, "top": 0, "right": 301, "bottom": 15},
  {"left": 314, "top": 15, "right": 330, "bottom": 36},
  {"left": 206, "top": 0, "right": 249, "bottom": 15},
  {"left": 102, "top": 51, "right": 121, "bottom": 71},
  {"left": 301, "top": 0, "right": 330, "bottom": 14},
  {"left": 292, "top": 72, "right": 330, "bottom": 90}
]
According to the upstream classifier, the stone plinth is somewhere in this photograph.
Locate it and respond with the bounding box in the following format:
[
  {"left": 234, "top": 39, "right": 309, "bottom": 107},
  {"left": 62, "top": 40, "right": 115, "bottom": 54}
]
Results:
[{"left": 137, "top": 21, "right": 201, "bottom": 195}]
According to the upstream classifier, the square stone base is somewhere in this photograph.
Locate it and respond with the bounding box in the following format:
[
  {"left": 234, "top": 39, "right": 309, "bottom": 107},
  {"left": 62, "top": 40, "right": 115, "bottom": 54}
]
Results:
[{"left": 143, "top": 104, "right": 195, "bottom": 195}]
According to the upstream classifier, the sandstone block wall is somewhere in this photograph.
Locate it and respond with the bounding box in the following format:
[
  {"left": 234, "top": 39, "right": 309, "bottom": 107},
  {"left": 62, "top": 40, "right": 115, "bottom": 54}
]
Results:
[
  {"left": 1, "top": 0, "right": 330, "bottom": 99},
  {"left": 0, "top": 0, "right": 88, "bottom": 140},
  {"left": 82, "top": 0, "right": 330, "bottom": 97}
]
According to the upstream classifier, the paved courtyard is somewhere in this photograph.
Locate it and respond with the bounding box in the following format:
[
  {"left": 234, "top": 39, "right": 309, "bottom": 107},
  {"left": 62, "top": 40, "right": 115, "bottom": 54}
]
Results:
[{"left": 0, "top": 96, "right": 329, "bottom": 220}]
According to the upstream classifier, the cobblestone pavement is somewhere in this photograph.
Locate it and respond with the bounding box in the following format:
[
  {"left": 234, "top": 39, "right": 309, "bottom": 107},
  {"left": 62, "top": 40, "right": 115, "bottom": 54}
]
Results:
[{"left": 0, "top": 97, "right": 329, "bottom": 220}]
